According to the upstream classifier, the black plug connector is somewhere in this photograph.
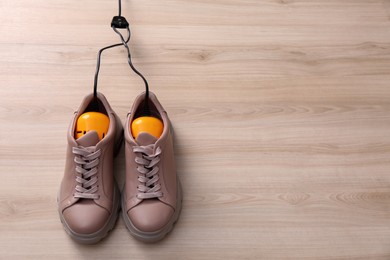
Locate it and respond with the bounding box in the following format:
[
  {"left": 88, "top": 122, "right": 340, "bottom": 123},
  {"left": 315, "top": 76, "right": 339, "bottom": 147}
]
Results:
[{"left": 111, "top": 16, "right": 129, "bottom": 28}]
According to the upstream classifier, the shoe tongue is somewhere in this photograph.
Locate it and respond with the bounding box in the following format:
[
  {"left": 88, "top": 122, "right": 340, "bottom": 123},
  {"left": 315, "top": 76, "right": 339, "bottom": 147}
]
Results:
[
  {"left": 76, "top": 130, "right": 100, "bottom": 147},
  {"left": 136, "top": 132, "right": 158, "bottom": 146}
]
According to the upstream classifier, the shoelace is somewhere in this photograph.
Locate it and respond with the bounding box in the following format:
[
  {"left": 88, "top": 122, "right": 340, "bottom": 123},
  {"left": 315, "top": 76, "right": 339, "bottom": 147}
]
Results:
[
  {"left": 72, "top": 147, "right": 101, "bottom": 200},
  {"left": 133, "top": 145, "right": 163, "bottom": 199}
]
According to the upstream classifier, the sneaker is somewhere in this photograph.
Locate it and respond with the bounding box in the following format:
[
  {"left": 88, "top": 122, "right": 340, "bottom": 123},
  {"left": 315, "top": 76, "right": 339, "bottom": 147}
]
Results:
[
  {"left": 122, "top": 91, "right": 182, "bottom": 242},
  {"left": 58, "top": 92, "right": 123, "bottom": 244}
]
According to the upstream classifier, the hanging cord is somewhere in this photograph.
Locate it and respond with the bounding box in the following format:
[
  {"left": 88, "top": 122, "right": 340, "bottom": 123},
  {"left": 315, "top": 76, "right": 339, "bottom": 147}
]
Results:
[
  {"left": 92, "top": 0, "right": 150, "bottom": 115},
  {"left": 93, "top": 34, "right": 130, "bottom": 98},
  {"left": 92, "top": 0, "right": 125, "bottom": 98},
  {"left": 112, "top": 26, "right": 150, "bottom": 115}
]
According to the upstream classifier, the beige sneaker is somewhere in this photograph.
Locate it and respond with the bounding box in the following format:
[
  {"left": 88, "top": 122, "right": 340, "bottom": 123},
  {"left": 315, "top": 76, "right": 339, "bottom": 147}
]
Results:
[
  {"left": 58, "top": 92, "right": 123, "bottom": 244},
  {"left": 122, "top": 92, "right": 182, "bottom": 242}
]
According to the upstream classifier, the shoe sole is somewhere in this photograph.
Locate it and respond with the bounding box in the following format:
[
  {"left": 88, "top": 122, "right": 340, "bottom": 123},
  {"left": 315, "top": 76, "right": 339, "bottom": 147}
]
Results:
[
  {"left": 121, "top": 179, "right": 183, "bottom": 243},
  {"left": 58, "top": 184, "right": 120, "bottom": 244}
]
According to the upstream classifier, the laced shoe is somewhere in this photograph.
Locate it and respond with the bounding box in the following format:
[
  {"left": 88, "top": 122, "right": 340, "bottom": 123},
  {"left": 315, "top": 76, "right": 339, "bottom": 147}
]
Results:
[
  {"left": 122, "top": 92, "right": 182, "bottom": 242},
  {"left": 58, "top": 92, "right": 123, "bottom": 244}
]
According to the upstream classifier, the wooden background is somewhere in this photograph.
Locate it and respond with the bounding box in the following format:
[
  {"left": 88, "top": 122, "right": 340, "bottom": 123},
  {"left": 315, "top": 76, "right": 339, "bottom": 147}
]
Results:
[{"left": 1, "top": 0, "right": 390, "bottom": 259}]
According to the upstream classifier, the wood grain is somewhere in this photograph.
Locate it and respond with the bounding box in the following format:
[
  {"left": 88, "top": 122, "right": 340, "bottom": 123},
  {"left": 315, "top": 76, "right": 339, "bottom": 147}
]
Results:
[{"left": 1, "top": 0, "right": 390, "bottom": 259}]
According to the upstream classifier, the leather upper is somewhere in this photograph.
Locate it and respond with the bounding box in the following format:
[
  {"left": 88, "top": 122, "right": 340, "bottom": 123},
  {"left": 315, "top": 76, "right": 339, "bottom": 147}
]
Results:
[
  {"left": 123, "top": 92, "right": 178, "bottom": 232},
  {"left": 58, "top": 92, "right": 122, "bottom": 234}
]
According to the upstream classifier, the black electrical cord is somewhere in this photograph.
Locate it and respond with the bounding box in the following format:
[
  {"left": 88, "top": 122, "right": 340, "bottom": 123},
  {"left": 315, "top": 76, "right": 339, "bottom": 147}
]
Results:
[
  {"left": 93, "top": 33, "right": 130, "bottom": 98},
  {"left": 112, "top": 26, "right": 150, "bottom": 115},
  {"left": 93, "top": 0, "right": 150, "bottom": 115}
]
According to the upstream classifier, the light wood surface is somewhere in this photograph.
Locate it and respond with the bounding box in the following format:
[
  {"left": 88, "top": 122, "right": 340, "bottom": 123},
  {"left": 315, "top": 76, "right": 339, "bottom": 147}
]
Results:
[{"left": 1, "top": 0, "right": 390, "bottom": 259}]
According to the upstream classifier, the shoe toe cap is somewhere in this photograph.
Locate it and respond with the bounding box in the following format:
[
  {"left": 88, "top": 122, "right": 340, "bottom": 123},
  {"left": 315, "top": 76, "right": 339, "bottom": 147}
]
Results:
[
  {"left": 62, "top": 200, "right": 110, "bottom": 235},
  {"left": 128, "top": 200, "right": 174, "bottom": 232}
]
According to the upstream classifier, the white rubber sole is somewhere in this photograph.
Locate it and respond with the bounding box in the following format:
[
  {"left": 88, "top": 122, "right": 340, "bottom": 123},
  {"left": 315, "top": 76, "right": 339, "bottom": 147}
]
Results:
[
  {"left": 58, "top": 184, "right": 120, "bottom": 245},
  {"left": 121, "top": 180, "right": 183, "bottom": 243}
]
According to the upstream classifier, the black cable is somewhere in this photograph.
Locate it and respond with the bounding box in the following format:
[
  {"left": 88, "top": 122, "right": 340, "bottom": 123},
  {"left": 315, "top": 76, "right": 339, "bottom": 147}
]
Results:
[
  {"left": 93, "top": 32, "right": 130, "bottom": 98},
  {"left": 93, "top": 0, "right": 150, "bottom": 115},
  {"left": 93, "top": 0, "right": 126, "bottom": 98},
  {"left": 112, "top": 26, "right": 150, "bottom": 115}
]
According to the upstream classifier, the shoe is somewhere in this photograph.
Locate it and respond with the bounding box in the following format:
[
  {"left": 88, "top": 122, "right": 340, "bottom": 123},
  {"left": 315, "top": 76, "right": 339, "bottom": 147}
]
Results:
[
  {"left": 58, "top": 92, "right": 123, "bottom": 244},
  {"left": 122, "top": 91, "right": 182, "bottom": 242}
]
